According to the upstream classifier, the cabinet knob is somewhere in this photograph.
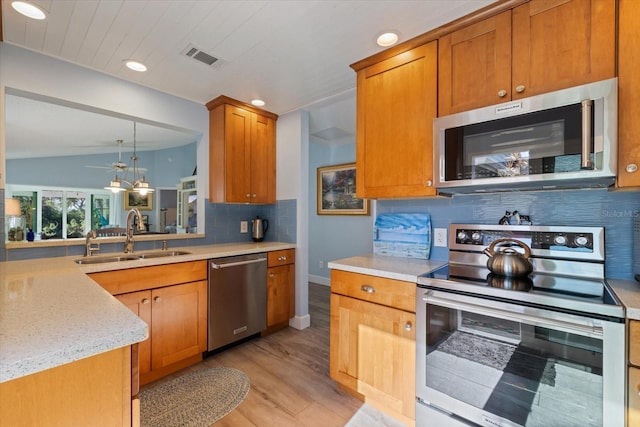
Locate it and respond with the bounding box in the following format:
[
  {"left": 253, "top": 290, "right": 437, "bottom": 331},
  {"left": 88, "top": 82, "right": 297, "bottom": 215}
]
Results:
[
  {"left": 626, "top": 163, "right": 638, "bottom": 173},
  {"left": 426, "top": 180, "right": 433, "bottom": 187},
  {"left": 252, "top": 194, "right": 257, "bottom": 198},
  {"left": 515, "top": 85, "right": 525, "bottom": 94},
  {"left": 269, "top": 273, "right": 275, "bottom": 278},
  {"left": 405, "top": 322, "right": 412, "bottom": 331},
  {"left": 360, "top": 285, "right": 376, "bottom": 293},
  {"left": 154, "top": 296, "right": 161, "bottom": 303},
  {"left": 246, "top": 193, "right": 251, "bottom": 198},
  {"left": 498, "top": 89, "right": 507, "bottom": 98},
  {"left": 141, "top": 298, "right": 150, "bottom": 305}
]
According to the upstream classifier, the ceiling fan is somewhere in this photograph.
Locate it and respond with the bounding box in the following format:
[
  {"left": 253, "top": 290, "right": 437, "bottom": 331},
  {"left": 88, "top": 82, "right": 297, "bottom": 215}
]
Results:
[{"left": 84, "top": 139, "right": 147, "bottom": 173}]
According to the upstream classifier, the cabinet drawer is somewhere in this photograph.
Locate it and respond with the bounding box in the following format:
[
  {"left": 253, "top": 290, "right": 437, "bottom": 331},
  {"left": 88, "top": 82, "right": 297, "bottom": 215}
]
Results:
[
  {"left": 268, "top": 249, "right": 295, "bottom": 267},
  {"left": 90, "top": 260, "right": 208, "bottom": 295},
  {"left": 330, "top": 270, "right": 416, "bottom": 313},
  {"left": 631, "top": 320, "right": 640, "bottom": 367}
]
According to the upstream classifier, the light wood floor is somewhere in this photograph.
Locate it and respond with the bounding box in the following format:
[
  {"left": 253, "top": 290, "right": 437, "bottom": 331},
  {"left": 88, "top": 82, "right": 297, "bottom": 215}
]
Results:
[{"left": 145, "top": 282, "right": 362, "bottom": 427}]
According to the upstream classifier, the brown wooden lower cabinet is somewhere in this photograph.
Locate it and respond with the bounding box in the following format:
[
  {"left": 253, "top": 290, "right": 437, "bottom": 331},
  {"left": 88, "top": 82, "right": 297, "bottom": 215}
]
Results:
[
  {"left": 329, "top": 269, "right": 416, "bottom": 427},
  {"left": 264, "top": 249, "right": 295, "bottom": 334},
  {"left": 90, "top": 261, "right": 208, "bottom": 385},
  {"left": 0, "top": 347, "right": 132, "bottom": 426}
]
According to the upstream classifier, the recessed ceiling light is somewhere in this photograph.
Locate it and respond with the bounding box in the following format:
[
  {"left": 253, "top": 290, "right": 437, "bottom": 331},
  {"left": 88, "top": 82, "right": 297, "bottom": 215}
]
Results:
[
  {"left": 251, "top": 99, "right": 265, "bottom": 107},
  {"left": 376, "top": 31, "right": 399, "bottom": 47},
  {"left": 11, "top": 1, "right": 46, "bottom": 20},
  {"left": 124, "top": 60, "right": 147, "bottom": 72}
]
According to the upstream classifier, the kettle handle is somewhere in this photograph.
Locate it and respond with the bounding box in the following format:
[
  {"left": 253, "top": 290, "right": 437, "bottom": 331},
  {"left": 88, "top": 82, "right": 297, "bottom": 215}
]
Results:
[
  {"left": 263, "top": 219, "right": 269, "bottom": 233},
  {"left": 485, "top": 238, "right": 532, "bottom": 258}
]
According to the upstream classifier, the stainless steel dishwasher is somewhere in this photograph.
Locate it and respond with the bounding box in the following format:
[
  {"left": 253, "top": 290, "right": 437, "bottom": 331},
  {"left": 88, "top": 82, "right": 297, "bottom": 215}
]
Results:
[{"left": 208, "top": 252, "right": 267, "bottom": 351}]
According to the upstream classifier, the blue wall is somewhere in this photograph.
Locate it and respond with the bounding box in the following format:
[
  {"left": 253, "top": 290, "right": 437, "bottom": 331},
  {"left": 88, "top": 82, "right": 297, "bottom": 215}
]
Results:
[
  {"left": 378, "top": 189, "right": 640, "bottom": 280},
  {"left": 308, "top": 141, "right": 374, "bottom": 280}
]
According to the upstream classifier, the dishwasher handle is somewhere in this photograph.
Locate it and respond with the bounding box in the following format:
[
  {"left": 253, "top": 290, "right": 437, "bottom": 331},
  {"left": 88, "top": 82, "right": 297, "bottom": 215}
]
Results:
[{"left": 210, "top": 257, "right": 267, "bottom": 269}]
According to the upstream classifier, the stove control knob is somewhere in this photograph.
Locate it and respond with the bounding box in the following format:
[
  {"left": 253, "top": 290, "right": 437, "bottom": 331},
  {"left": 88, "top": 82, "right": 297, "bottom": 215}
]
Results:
[
  {"left": 575, "top": 236, "right": 589, "bottom": 247},
  {"left": 471, "top": 232, "right": 482, "bottom": 241},
  {"left": 457, "top": 231, "right": 467, "bottom": 241},
  {"left": 554, "top": 235, "right": 567, "bottom": 245}
]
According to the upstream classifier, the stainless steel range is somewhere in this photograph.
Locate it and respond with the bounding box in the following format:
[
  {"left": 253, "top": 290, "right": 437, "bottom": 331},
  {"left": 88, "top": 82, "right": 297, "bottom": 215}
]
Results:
[{"left": 415, "top": 224, "right": 626, "bottom": 427}]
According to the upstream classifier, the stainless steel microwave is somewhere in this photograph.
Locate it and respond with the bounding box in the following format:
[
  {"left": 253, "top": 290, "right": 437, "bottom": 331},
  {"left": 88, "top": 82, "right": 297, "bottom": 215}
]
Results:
[{"left": 434, "top": 78, "right": 617, "bottom": 194}]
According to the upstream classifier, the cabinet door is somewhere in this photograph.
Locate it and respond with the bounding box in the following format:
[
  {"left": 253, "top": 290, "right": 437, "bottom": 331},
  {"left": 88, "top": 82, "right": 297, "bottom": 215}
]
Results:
[
  {"left": 267, "top": 264, "right": 294, "bottom": 326},
  {"left": 116, "top": 291, "right": 152, "bottom": 377},
  {"left": 438, "top": 10, "right": 512, "bottom": 116},
  {"left": 250, "top": 112, "right": 276, "bottom": 203},
  {"left": 511, "top": 0, "right": 615, "bottom": 100},
  {"left": 630, "top": 367, "right": 640, "bottom": 427},
  {"left": 356, "top": 41, "right": 437, "bottom": 199},
  {"left": 151, "top": 280, "right": 208, "bottom": 370},
  {"left": 224, "top": 104, "right": 253, "bottom": 203},
  {"left": 330, "top": 294, "right": 415, "bottom": 423},
  {"left": 617, "top": 0, "right": 640, "bottom": 188}
]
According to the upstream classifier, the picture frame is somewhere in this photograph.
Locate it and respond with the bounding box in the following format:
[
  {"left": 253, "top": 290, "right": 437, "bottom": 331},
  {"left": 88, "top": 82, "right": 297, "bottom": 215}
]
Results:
[
  {"left": 317, "top": 163, "right": 369, "bottom": 215},
  {"left": 124, "top": 190, "right": 153, "bottom": 211}
]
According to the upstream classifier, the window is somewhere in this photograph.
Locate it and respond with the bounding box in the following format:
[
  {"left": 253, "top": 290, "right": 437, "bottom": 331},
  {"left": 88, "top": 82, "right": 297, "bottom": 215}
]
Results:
[{"left": 7, "top": 185, "right": 116, "bottom": 240}]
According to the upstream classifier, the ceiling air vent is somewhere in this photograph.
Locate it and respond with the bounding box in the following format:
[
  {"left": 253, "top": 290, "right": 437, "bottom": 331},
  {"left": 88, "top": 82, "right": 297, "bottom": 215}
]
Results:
[{"left": 181, "top": 44, "right": 223, "bottom": 68}]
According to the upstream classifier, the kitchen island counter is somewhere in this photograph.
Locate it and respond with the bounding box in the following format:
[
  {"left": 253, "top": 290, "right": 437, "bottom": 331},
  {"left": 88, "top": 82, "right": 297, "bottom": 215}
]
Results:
[{"left": 0, "top": 241, "right": 295, "bottom": 383}]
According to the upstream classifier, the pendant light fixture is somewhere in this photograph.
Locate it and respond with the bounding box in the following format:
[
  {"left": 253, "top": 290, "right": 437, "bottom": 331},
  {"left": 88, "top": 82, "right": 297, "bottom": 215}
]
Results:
[{"left": 104, "top": 122, "right": 154, "bottom": 195}]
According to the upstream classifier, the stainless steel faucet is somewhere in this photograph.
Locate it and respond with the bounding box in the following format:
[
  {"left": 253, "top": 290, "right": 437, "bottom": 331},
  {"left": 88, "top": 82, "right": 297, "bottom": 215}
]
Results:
[
  {"left": 124, "top": 208, "right": 145, "bottom": 253},
  {"left": 84, "top": 230, "right": 99, "bottom": 257}
]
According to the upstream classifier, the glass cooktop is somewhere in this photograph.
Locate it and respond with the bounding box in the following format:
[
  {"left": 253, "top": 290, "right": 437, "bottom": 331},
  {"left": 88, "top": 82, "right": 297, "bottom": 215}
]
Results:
[{"left": 418, "top": 264, "right": 624, "bottom": 320}]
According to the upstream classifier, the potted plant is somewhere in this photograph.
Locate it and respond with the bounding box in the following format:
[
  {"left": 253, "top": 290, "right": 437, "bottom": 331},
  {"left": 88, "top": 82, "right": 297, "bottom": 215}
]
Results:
[{"left": 8, "top": 226, "right": 24, "bottom": 241}]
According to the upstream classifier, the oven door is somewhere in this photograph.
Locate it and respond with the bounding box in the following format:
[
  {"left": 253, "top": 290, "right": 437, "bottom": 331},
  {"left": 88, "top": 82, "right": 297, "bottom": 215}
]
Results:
[{"left": 415, "top": 288, "right": 625, "bottom": 427}]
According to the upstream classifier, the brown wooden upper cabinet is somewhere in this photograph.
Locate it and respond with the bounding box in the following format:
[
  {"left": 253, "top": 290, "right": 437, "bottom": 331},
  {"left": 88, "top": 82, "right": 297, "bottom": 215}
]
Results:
[
  {"left": 207, "top": 96, "right": 278, "bottom": 204},
  {"left": 617, "top": 0, "right": 640, "bottom": 188},
  {"left": 438, "top": 0, "right": 616, "bottom": 117},
  {"left": 354, "top": 41, "right": 438, "bottom": 199}
]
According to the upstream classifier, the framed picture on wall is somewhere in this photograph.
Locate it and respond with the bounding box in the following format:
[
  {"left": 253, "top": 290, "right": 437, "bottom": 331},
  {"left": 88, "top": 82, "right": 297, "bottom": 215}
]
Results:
[
  {"left": 124, "top": 190, "right": 153, "bottom": 211},
  {"left": 317, "top": 163, "right": 369, "bottom": 215}
]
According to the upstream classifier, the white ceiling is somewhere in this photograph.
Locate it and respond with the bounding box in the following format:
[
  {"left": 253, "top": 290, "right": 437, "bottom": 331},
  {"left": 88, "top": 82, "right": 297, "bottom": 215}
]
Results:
[{"left": 2, "top": 0, "right": 493, "bottom": 156}]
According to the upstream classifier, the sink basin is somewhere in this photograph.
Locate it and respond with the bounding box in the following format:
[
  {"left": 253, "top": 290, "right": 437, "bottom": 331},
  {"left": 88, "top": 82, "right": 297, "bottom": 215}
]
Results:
[
  {"left": 74, "top": 255, "right": 141, "bottom": 264},
  {"left": 138, "top": 250, "right": 192, "bottom": 259}
]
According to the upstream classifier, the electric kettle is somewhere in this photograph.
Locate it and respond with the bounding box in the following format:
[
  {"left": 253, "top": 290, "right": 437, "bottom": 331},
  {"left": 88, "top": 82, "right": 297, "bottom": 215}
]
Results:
[{"left": 251, "top": 216, "right": 269, "bottom": 242}]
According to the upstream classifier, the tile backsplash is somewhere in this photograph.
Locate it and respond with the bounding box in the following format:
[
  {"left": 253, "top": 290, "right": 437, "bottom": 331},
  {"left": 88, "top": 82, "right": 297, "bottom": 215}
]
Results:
[{"left": 378, "top": 188, "right": 640, "bottom": 280}]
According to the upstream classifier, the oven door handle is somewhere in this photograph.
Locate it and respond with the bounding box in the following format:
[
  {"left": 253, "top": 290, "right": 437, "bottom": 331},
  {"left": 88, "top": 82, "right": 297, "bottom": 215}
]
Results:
[{"left": 422, "top": 291, "right": 603, "bottom": 337}]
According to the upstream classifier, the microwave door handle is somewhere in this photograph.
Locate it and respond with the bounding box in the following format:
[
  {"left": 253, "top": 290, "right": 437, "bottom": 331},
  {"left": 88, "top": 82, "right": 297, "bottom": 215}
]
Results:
[
  {"left": 581, "top": 99, "right": 593, "bottom": 169},
  {"left": 422, "top": 292, "right": 603, "bottom": 337}
]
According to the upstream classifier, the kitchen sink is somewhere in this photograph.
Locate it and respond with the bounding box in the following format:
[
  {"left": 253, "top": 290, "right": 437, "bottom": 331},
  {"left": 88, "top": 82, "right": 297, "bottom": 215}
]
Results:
[
  {"left": 138, "top": 250, "right": 192, "bottom": 259},
  {"left": 74, "top": 255, "right": 141, "bottom": 264}
]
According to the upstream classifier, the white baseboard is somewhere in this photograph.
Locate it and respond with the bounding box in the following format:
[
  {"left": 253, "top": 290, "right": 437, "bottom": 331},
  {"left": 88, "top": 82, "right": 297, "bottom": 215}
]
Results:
[
  {"left": 289, "top": 314, "right": 311, "bottom": 330},
  {"left": 308, "top": 274, "right": 330, "bottom": 286}
]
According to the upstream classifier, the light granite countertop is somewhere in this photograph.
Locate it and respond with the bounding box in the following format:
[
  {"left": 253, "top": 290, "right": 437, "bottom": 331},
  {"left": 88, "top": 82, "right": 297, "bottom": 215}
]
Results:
[
  {"left": 328, "top": 255, "right": 640, "bottom": 321},
  {"left": 328, "top": 254, "right": 447, "bottom": 283},
  {"left": 608, "top": 279, "right": 640, "bottom": 321},
  {"left": 0, "top": 241, "right": 295, "bottom": 383}
]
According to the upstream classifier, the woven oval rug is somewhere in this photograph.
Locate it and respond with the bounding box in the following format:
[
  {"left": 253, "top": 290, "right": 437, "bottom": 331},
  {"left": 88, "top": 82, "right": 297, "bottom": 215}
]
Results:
[{"left": 140, "top": 367, "right": 250, "bottom": 427}]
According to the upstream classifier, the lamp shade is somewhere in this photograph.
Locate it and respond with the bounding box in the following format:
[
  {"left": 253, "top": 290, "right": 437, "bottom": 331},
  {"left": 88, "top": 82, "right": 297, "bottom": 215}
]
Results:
[{"left": 5, "top": 198, "right": 21, "bottom": 216}]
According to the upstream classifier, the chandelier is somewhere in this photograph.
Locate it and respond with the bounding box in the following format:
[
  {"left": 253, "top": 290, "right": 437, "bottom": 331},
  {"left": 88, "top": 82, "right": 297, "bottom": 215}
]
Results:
[{"left": 104, "top": 121, "right": 154, "bottom": 195}]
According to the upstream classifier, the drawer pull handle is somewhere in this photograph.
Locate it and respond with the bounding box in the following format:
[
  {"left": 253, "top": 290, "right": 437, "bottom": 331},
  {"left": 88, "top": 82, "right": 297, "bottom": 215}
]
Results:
[
  {"left": 361, "top": 285, "right": 375, "bottom": 293},
  {"left": 154, "top": 296, "right": 161, "bottom": 303},
  {"left": 141, "top": 298, "right": 150, "bottom": 305},
  {"left": 405, "top": 322, "right": 412, "bottom": 331}
]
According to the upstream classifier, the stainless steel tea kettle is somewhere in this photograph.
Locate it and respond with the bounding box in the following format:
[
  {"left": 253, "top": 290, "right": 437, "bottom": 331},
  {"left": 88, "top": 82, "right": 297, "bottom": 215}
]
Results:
[
  {"left": 483, "top": 238, "right": 533, "bottom": 277},
  {"left": 251, "top": 216, "right": 269, "bottom": 242}
]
